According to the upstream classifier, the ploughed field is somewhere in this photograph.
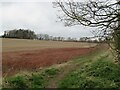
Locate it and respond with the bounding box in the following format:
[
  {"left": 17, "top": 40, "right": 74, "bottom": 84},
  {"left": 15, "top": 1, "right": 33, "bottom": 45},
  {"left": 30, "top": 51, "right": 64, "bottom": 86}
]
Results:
[{"left": 2, "top": 38, "right": 97, "bottom": 76}]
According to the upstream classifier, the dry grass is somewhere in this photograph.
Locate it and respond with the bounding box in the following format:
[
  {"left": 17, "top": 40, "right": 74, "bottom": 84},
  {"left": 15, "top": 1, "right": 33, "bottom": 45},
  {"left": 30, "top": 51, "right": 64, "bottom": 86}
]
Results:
[{"left": 2, "top": 38, "right": 96, "bottom": 52}]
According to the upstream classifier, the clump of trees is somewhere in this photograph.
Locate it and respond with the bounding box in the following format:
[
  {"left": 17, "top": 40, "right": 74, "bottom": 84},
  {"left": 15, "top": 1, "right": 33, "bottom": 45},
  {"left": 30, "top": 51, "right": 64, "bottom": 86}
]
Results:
[
  {"left": 53, "top": 0, "right": 120, "bottom": 63},
  {"left": 3, "top": 29, "right": 36, "bottom": 39}
]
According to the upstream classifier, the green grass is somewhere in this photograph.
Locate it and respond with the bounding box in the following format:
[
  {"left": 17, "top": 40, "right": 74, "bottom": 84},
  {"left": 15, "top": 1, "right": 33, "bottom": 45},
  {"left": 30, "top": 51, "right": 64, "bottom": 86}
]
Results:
[
  {"left": 45, "top": 68, "right": 59, "bottom": 77},
  {"left": 3, "top": 68, "right": 59, "bottom": 88},
  {"left": 29, "top": 74, "right": 45, "bottom": 88},
  {"left": 3, "top": 74, "right": 45, "bottom": 88},
  {"left": 58, "top": 55, "right": 120, "bottom": 88},
  {"left": 6, "top": 75, "right": 28, "bottom": 88}
]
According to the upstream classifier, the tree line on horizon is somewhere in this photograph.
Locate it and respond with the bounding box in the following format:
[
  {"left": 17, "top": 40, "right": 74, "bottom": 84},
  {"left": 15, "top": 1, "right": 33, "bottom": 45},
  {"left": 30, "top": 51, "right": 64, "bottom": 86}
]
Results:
[
  {"left": 3, "top": 29, "right": 36, "bottom": 39},
  {"left": 1, "top": 29, "right": 105, "bottom": 43}
]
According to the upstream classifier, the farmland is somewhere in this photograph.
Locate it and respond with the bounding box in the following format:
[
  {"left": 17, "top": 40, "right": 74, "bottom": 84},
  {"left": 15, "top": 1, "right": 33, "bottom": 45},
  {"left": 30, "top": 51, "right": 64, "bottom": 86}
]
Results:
[
  {"left": 2, "top": 38, "right": 120, "bottom": 89},
  {"left": 2, "top": 38, "right": 96, "bottom": 52},
  {"left": 2, "top": 38, "right": 97, "bottom": 76}
]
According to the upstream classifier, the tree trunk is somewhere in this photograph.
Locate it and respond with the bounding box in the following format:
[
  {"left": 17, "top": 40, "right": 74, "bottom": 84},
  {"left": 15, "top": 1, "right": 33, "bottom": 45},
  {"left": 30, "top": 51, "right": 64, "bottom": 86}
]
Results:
[
  {"left": 114, "top": 9, "right": 120, "bottom": 64},
  {"left": 113, "top": 29, "right": 120, "bottom": 64},
  {"left": 117, "top": 29, "right": 120, "bottom": 63}
]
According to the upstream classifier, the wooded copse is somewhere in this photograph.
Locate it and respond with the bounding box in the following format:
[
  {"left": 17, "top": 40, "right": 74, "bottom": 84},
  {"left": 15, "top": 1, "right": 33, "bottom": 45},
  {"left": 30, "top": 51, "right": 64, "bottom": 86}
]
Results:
[{"left": 3, "top": 29, "right": 36, "bottom": 39}]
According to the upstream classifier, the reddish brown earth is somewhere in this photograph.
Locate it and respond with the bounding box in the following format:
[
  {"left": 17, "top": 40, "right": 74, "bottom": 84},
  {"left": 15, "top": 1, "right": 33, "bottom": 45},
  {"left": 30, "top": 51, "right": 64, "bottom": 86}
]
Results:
[{"left": 2, "top": 47, "right": 97, "bottom": 76}]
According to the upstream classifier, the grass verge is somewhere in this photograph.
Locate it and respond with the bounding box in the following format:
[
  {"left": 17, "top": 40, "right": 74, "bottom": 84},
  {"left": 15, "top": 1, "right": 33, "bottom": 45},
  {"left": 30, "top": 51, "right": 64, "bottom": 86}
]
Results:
[
  {"left": 2, "top": 68, "right": 59, "bottom": 88},
  {"left": 58, "top": 54, "right": 120, "bottom": 88}
]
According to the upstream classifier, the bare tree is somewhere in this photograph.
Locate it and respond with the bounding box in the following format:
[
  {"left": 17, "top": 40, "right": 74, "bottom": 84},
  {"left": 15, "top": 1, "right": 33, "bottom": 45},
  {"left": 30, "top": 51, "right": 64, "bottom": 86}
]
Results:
[{"left": 53, "top": 0, "right": 120, "bottom": 63}]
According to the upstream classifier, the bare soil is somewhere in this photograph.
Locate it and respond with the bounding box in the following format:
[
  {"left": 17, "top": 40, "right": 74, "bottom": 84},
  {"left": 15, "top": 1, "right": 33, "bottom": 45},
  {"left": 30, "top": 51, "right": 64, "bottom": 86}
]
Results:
[{"left": 2, "top": 47, "right": 95, "bottom": 76}]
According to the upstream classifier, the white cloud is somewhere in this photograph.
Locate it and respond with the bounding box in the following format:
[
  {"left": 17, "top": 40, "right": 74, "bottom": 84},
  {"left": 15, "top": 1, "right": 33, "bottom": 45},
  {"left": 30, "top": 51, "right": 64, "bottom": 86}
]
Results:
[{"left": 0, "top": 1, "right": 94, "bottom": 38}]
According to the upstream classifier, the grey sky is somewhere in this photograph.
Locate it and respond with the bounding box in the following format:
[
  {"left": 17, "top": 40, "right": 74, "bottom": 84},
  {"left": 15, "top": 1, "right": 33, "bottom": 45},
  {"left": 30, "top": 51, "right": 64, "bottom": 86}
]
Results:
[{"left": 0, "top": 1, "right": 95, "bottom": 38}]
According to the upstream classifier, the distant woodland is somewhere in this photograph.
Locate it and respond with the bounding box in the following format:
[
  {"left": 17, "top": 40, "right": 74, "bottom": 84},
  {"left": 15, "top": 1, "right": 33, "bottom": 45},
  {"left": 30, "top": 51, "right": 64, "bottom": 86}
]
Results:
[
  {"left": 3, "top": 29, "right": 36, "bottom": 39},
  {"left": 2, "top": 29, "right": 105, "bottom": 43}
]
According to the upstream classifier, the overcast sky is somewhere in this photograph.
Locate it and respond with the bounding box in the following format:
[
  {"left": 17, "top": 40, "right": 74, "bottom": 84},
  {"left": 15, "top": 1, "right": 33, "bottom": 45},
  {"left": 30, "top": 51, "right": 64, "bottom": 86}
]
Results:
[{"left": 0, "top": 0, "right": 95, "bottom": 39}]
